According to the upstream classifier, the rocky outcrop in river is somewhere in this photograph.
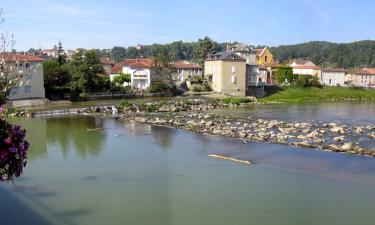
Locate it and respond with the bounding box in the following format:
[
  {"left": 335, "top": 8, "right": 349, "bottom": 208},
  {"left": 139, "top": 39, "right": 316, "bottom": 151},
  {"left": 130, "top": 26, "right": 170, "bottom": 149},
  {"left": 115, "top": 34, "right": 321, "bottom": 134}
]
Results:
[{"left": 49, "top": 99, "right": 375, "bottom": 157}]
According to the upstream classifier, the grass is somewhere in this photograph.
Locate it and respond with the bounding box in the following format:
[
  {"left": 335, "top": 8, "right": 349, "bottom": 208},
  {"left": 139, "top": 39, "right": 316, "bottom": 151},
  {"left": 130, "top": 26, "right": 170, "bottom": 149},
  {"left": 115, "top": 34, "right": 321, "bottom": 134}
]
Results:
[
  {"left": 260, "top": 86, "right": 375, "bottom": 103},
  {"left": 221, "top": 97, "right": 254, "bottom": 105}
]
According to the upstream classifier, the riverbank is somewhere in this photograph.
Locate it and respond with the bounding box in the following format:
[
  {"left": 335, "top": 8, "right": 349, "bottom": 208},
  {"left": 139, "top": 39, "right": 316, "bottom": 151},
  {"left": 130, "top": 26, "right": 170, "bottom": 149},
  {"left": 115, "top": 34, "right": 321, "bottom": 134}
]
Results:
[
  {"left": 49, "top": 99, "right": 375, "bottom": 157},
  {"left": 260, "top": 86, "right": 375, "bottom": 103}
]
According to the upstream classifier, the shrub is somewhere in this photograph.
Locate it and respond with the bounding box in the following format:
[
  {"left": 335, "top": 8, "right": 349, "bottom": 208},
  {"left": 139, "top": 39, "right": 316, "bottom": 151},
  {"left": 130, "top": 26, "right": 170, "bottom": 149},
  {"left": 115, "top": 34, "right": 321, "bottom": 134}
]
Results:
[
  {"left": 119, "top": 99, "right": 132, "bottom": 108},
  {"left": 204, "top": 84, "right": 212, "bottom": 92},
  {"left": 149, "top": 82, "right": 171, "bottom": 93},
  {"left": 191, "top": 85, "right": 203, "bottom": 92},
  {"left": 222, "top": 97, "right": 253, "bottom": 105}
]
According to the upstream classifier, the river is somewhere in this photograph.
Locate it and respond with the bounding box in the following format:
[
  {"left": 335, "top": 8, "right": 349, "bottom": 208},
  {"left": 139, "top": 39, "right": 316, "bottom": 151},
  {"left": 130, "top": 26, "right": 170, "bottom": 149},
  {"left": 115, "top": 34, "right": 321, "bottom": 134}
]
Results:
[{"left": 1, "top": 102, "right": 375, "bottom": 225}]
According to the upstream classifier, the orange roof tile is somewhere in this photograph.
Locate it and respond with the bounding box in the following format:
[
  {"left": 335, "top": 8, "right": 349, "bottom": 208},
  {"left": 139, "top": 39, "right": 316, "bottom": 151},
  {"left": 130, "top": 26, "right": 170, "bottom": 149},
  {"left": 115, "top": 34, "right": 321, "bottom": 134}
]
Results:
[{"left": 1, "top": 54, "right": 44, "bottom": 62}]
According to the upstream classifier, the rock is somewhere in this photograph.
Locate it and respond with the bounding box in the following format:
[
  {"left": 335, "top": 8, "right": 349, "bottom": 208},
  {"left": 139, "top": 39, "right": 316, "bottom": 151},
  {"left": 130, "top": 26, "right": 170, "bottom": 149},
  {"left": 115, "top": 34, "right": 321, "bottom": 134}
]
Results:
[
  {"left": 341, "top": 142, "right": 353, "bottom": 151},
  {"left": 330, "top": 126, "right": 345, "bottom": 134},
  {"left": 205, "top": 121, "right": 214, "bottom": 128},
  {"left": 333, "top": 136, "right": 345, "bottom": 142},
  {"left": 354, "top": 127, "right": 363, "bottom": 134},
  {"left": 368, "top": 132, "right": 375, "bottom": 139}
]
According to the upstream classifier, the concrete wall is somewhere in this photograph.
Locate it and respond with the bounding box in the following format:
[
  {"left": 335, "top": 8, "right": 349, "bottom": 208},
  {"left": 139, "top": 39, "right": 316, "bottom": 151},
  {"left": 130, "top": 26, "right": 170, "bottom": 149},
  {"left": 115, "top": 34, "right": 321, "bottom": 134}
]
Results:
[{"left": 9, "top": 62, "right": 45, "bottom": 100}]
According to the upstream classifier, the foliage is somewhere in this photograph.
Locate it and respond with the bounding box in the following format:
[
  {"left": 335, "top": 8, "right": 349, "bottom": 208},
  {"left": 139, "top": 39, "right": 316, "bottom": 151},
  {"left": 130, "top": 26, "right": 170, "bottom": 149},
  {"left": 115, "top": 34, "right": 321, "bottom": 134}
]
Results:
[
  {"left": 112, "top": 46, "right": 126, "bottom": 62},
  {"left": 294, "top": 75, "right": 322, "bottom": 88},
  {"left": 271, "top": 40, "right": 375, "bottom": 68},
  {"left": 193, "top": 36, "right": 218, "bottom": 65},
  {"left": 221, "top": 97, "right": 254, "bottom": 105},
  {"left": 43, "top": 60, "right": 71, "bottom": 96},
  {"left": 0, "top": 112, "right": 30, "bottom": 181},
  {"left": 57, "top": 41, "right": 67, "bottom": 65},
  {"left": 148, "top": 82, "right": 172, "bottom": 93},
  {"left": 119, "top": 99, "right": 132, "bottom": 108},
  {"left": 274, "top": 66, "right": 296, "bottom": 84},
  {"left": 261, "top": 86, "right": 375, "bottom": 103},
  {"left": 191, "top": 85, "right": 203, "bottom": 92}
]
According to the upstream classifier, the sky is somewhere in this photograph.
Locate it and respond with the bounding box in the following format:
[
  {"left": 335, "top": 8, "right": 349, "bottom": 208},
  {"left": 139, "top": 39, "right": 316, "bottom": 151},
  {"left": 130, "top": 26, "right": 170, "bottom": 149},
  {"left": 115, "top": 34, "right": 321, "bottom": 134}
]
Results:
[{"left": 0, "top": 0, "right": 375, "bottom": 50}]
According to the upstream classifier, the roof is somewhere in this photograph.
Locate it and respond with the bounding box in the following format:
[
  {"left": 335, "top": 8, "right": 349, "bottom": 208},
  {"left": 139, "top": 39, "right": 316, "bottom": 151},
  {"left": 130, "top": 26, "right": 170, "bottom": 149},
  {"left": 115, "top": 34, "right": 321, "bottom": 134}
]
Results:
[
  {"left": 119, "top": 58, "right": 154, "bottom": 67},
  {"left": 100, "top": 58, "right": 115, "bottom": 65},
  {"left": 293, "top": 65, "right": 321, "bottom": 70},
  {"left": 128, "top": 61, "right": 153, "bottom": 69},
  {"left": 290, "top": 59, "right": 316, "bottom": 66},
  {"left": 231, "top": 43, "right": 256, "bottom": 53},
  {"left": 322, "top": 68, "right": 346, "bottom": 73},
  {"left": 111, "top": 64, "right": 123, "bottom": 74},
  {"left": 255, "top": 47, "right": 268, "bottom": 57},
  {"left": 350, "top": 68, "right": 375, "bottom": 75},
  {"left": 207, "top": 52, "right": 245, "bottom": 61},
  {"left": 173, "top": 61, "right": 202, "bottom": 69},
  {"left": 1, "top": 54, "right": 45, "bottom": 62}
]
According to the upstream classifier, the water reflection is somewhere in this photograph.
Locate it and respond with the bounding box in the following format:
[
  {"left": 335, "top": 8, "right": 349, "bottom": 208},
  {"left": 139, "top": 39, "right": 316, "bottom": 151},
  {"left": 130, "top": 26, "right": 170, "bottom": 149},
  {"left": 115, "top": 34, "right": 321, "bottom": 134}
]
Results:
[{"left": 11, "top": 116, "right": 106, "bottom": 161}]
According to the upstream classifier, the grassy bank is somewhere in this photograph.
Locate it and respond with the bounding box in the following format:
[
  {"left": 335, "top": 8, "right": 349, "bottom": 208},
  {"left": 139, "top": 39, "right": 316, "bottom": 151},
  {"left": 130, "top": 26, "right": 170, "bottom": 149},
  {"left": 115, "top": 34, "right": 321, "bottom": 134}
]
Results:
[{"left": 261, "top": 86, "right": 375, "bottom": 103}]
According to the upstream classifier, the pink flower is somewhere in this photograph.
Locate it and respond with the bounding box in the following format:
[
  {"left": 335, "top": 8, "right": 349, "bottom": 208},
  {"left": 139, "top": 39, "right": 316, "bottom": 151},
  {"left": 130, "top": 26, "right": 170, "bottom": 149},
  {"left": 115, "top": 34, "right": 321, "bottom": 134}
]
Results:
[
  {"left": 0, "top": 151, "right": 8, "bottom": 161},
  {"left": 0, "top": 106, "right": 3, "bottom": 114}
]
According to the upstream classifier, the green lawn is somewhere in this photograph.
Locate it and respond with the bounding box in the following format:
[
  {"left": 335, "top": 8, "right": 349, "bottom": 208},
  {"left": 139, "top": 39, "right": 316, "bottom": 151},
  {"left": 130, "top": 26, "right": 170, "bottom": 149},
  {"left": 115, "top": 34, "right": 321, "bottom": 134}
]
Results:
[{"left": 261, "top": 86, "right": 375, "bottom": 103}]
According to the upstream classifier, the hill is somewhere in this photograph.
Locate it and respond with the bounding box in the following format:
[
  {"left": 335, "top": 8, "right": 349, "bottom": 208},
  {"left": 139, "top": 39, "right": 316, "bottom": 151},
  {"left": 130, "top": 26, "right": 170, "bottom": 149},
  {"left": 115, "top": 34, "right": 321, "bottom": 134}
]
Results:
[{"left": 270, "top": 40, "right": 375, "bottom": 68}]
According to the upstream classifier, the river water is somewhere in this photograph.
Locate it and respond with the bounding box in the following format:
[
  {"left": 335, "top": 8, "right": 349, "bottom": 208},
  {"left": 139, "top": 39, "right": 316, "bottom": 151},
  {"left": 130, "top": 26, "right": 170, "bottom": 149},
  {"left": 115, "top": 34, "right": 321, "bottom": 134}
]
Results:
[{"left": 1, "top": 103, "right": 375, "bottom": 225}]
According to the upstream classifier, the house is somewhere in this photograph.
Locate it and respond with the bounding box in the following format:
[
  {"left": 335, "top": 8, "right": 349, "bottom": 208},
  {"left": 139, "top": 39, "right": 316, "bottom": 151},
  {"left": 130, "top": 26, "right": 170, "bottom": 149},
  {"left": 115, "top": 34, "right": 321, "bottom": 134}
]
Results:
[
  {"left": 292, "top": 65, "right": 322, "bottom": 77},
  {"left": 246, "top": 65, "right": 269, "bottom": 86},
  {"left": 321, "top": 68, "right": 346, "bottom": 86},
  {"left": 100, "top": 58, "right": 115, "bottom": 75},
  {"left": 2, "top": 54, "right": 45, "bottom": 100},
  {"left": 231, "top": 43, "right": 257, "bottom": 65},
  {"left": 289, "top": 59, "right": 316, "bottom": 67},
  {"left": 205, "top": 52, "right": 247, "bottom": 96},
  {"left": 346, "top": 68, "right": 375, "bottom": 88},
  {"left": 255, "top": 47, "right": 273, "bottom": 65},
  {"left": 110, "top": 58, "right": 156, "bottom": 90},
  {"left": 172, "top": 61, "right": 202, "bottom": 82}
]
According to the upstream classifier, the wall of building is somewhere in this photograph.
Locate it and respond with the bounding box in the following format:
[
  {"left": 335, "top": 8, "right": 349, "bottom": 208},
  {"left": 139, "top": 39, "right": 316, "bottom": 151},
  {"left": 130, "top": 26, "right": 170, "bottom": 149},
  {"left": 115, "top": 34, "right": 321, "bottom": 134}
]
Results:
[
  {"left": 293, "top": 68, "right": 321, "bottom": 77},
  {"left": 257, "top": 49, "right": 273, "bottom": 65},
  {"left": 321, "top": 72, "right": 345, "bottom": 86},
  {"left": 9, "top": 62, "right": 45, "bottom": 100},
  {"left": 205, "top": 60, "right": 247, "bottom": 96}
]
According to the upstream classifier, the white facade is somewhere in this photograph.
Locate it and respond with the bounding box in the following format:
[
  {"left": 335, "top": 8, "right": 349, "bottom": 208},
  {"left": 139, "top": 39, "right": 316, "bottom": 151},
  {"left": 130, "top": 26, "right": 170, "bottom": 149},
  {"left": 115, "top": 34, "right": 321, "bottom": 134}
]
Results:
[
  {"left": 9, "top": 61, "right": 45, "bottom": 100},
  {"left": 346, "top": 73, "right": 375, "bottom": 88},
  {"left": 111, "top": 65, "right": 154, "bottom": 90},
  {"left": 321, "top": 70, "right": 346, "bottom": 86},
  {"left": 292, "top": 68, "right": 321, "bottom": 77}
]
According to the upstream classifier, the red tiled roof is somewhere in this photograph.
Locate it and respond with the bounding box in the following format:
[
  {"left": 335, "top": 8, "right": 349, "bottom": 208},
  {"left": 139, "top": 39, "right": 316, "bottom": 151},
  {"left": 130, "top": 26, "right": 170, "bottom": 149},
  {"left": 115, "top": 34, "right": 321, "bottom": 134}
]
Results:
[
  {"left": 351, "top": 68, "right": 375, "bottom": 75},
  {"left": 119, "top": 58, "right": 154, "bottom": 67},
  {"left": 1, "top": 54, "right": 44, "bottom": 62},
  {"left": 128, "top": 61, "right": 153, "bottom": 69},
  {"left": 111, "top": 64, "right": 123, "bottom": 74},
  {"left": 173, "top": 61, "right": 201, "bottom": 69},
  {"left": 322, "top": 68, "right": 346, "bottom": 73},
  {"left": 293, "top": 65, "right": 321, "bottom": 70}
]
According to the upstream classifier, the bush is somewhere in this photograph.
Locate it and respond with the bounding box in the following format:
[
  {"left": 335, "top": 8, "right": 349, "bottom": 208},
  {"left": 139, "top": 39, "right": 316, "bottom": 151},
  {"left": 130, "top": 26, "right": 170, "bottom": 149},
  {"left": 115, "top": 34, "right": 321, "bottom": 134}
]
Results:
[
  {"left": 204, "top": 84, "right": 212, "bottom": 92},
  {"left": 294, "top": 75, "right": 322, "bottom": 88},
  {"left": 222, "top": 97, "right": 254, "bottom": 105},
  {"left": 149, "top": 82, "right": 171, "bottom": 93},
  {"left": 119, "top": 99, "right": 132, "bottom": 108},
  {"left": 191, "top": 85, "right": 203, "bottom": 92}
]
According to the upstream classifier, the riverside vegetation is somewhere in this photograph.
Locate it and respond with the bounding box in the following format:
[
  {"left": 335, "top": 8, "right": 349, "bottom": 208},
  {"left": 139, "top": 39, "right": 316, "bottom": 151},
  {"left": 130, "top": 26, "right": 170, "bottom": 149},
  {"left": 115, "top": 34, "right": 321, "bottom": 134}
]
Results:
[{"left": 61, "top": 98, "right": 375, "bottom": 157}]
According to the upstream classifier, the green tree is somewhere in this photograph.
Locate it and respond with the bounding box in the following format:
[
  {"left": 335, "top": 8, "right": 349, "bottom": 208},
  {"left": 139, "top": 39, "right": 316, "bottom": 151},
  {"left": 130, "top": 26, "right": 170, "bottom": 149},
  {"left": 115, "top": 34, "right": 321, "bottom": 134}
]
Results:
[
  {"left": 57, "top": 41, "right": 67, "bottom": 65},
  {"left": 274, "top": 66, "right": 295, "bottom": 84},
  {"left": 125, "top": 47, "right": 140, "bottom": 59},
  {"left": 193, "top": 36, "right": 217, "bottom": 65},
  {"left": 113, "top": 73, "right": 131, "bottom": 86},
  {"left": 112, "top": 46, "right": 126, "bottom": 61}
]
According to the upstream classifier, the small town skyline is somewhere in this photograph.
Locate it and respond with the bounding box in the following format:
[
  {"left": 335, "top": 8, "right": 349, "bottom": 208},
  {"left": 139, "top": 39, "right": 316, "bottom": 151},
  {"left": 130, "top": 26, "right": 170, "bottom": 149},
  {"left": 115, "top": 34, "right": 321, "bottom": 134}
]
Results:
[{"left": 2, "top": 0, "right": 375, "bottom": 50}]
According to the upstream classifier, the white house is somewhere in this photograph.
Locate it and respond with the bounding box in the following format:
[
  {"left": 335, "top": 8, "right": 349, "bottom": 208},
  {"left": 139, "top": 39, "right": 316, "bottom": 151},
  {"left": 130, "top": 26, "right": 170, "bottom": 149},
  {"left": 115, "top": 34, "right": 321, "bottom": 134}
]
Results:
[
  {"left": 172, "top": 61, "right": 202, "bottom": 82},
  {"left": 3, "top": 54, "right": 45, "bottom": 100},
  {"left": 110, "top": 59, "right": 155, "bottom": 90},
  {"left": 289, "top": 59, "right": 316, "bottom": 67},
  {"left": 321, "top": 68, "right": 346, "bottom": 86},
  {"left": 292, "top": 65, "right": 322, "bottom": 77}
]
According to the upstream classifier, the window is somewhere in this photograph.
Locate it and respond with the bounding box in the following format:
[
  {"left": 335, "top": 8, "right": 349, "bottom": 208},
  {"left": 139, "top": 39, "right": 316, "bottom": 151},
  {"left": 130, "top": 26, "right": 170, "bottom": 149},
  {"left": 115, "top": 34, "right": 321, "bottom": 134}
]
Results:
[
  {"left": 12, "top": 87, "right": 19, "bottom": 95},
  {"left": 265, "top": 56, "right": 268, "bottom": 62},
  {"left": 329, "top": 79, "right": 332, "bottom": 84},
  {"left": 26, "top": 74, "right": 32, "bottom": 81},
  {"left": 232, "top": 66, "right": 236, "bottom": 73},
  {"left": 24, "top": 86, "right": 32, "bottom": 94},
  {"left": 231, "top": 76, "right": 236, "bottom": 84}
]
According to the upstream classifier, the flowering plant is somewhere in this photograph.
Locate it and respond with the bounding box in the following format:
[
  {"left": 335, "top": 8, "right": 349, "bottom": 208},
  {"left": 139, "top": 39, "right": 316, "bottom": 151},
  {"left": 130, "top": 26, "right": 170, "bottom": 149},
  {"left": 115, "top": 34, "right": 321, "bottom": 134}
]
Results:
[{"left": 0, "top": 105, "right": 29, "bottom": 181}]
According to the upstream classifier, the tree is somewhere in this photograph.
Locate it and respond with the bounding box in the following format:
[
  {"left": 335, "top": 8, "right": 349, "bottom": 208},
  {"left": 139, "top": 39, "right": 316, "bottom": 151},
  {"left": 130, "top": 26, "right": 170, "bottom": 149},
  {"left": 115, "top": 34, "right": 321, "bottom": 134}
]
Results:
[
  {"left": 112, "top": 72, "right": 131, "bottom": 87},
  {"left": 43, "top": 60, "right": 71, "bottom": 87},
  {"left": 112, "top": 46, "right": 126, "bottom": 61},
  {"left": 125, "top": 47, "right": 139, "bottom": 59},
  {"left": 274, "top": 66, "right": 296, "bottom": 84},
  {"left": 57, "top": 41, "right": 67, "bottom": 65},
  {"left": 193, "top": 36, "right": 217, "bottom": 65},
  {"left": 68, "top": 49, "right": 105, "bottom": 93}
]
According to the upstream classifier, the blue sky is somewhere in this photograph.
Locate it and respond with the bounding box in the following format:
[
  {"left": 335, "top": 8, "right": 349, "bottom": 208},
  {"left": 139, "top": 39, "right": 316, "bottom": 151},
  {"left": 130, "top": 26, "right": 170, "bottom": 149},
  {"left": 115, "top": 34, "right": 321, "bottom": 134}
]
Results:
[{"left": 1, "top": 0, "right": 375, "bottom": 50}]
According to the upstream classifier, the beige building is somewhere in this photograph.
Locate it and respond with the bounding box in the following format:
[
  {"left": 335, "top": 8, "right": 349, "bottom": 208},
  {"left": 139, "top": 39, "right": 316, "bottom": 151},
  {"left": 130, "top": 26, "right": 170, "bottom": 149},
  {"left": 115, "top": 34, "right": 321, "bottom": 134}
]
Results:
[
  {"left": 346, "top": 68, "right": 375, "bottom": 88},
  {"left": 321, "top": 68, "right": 346, "bottom": 86},
  {"left": 292, "top": 65, "right": 322, "bottom": 77},
  {"left": 205, "top": 52, "right": 247, "bottom": 96},
  {"left": 3, "top": 54, "right": 45, "bottom": 100},
  {"left": 231, "top": 43, "right": 257, "bottom": 65},
  {"left": 172, "top": 61, "right": 202, "bottom": 81}
]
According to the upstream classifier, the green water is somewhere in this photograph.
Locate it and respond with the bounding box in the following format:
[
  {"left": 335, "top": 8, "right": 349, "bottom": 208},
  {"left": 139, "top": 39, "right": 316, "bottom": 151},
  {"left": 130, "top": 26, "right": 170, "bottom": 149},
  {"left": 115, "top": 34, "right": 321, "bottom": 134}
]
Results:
[{"left": 2, "top": 115, "right": 375, "bottom": 225}]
